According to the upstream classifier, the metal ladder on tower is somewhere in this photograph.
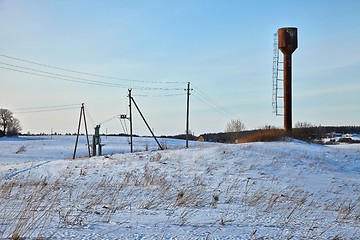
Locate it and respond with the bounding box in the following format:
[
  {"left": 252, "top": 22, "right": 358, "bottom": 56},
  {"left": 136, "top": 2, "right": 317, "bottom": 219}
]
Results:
[{"left": 272, "top": 32, "right": 284, "bottom": 116}]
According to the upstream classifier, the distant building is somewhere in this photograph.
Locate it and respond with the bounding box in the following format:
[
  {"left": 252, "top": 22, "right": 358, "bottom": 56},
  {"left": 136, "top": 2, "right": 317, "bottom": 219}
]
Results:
[
  {"left": 197, "top": 132, "right": 243, "bottom": 143},
  {"left": 197, "top": 135, "right": 205, "bottom": 142}
]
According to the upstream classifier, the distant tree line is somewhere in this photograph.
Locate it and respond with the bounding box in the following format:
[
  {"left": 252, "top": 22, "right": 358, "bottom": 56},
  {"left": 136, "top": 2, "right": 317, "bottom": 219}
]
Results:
[
  {"left": 311, "top": 126, "right": 360, "bottom": 134},
  {"left": 198, "top": 124, "right": 360, "bottom": 144}
]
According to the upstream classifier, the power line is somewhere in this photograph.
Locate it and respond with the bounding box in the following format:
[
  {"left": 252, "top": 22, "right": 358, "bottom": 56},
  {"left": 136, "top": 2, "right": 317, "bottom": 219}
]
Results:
[
  {"left": 192, "top": 93, "right": 236, "bottom": 119},
  {"left": 11, "top": 103, "right": 80, "bottom": 111},
  {"left": 132, "top": 93, "right": 185, "bottom": 97},
  {"left": 12, "top": 106, "right": 79, "bottom": 114},
  {"left": 192, "top": 86, "right": 243, "bottom": 118},
  {"left": 0, "top": 62, "right": 126, "bottom": 87},
  {"left": 192, "top": 87, "right": 241, "bottom": 119},
  {"left": 1, "top": 54, "right": 264, "bottom": 128},
  {"left": 99, "top": 114, "right": 122, "bottom": 125},
  {"left": 192, "top": 85, "right": 261, "bottom": 127},
  {"left": 0, "top": 61, "right": 128, "bottom": 88},
  {"left": 1, "top": 66, "right": 124, "bottom": 88},
  {"left": 0, "top": 65, "right": 183, "bottom": 91},
  {"left": 0, "top": 53, "right": 185, "bottom": 84},
  {"left": 84, "top": 107, "right": 97, "bottom": 127},
  {"left": 119, "top": 117, "right": 129, "bottom": 135}
]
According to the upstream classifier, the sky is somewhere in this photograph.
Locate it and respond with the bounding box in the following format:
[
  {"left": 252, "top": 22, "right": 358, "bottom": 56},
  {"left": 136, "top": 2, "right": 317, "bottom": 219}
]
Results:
[{"left": 1, "top": 0, "right": 359, "bottom": 136}]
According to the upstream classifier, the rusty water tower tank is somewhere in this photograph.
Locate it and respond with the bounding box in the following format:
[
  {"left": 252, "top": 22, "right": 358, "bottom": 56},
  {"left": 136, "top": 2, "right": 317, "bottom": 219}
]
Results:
[{"left": 278, "top": 27, "right": 298, "bottom": 132}]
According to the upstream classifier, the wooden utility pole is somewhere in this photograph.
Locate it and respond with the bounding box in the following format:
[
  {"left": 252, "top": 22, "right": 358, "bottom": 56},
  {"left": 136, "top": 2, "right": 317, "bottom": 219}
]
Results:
[
  {"left": 185, "top": 82, "right": 192, "bottom": 148},
  {"left": 128, "top": 89, "right": 133, "bottom": 153},
  {"left": 73, "top": 103, "right": 91, "bottom": 159}
]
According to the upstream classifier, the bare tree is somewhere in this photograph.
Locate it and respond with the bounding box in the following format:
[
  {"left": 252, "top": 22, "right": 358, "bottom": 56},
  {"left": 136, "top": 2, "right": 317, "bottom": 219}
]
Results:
[
  {"left": 0, "top": 109, "right": 22, "bottom": 136},
  {"left": 7, "top": 118, "right": 22, "bottom": 136},
  {"left": 225, "top": 119, "right": 245, "bottom": 132}
]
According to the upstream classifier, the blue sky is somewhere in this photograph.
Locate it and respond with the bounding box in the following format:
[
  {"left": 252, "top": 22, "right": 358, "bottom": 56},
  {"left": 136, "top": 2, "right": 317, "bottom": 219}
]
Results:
[{"left": 1, "top": 0, "right": 359, "bottom": 135}]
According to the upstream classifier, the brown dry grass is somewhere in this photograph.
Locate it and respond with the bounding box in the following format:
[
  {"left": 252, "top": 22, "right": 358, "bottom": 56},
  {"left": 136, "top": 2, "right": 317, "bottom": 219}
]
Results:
[
  {"left": 1, "top": 151, "right": 358, "bottom": 239},
  {"left": 237, "top": 129, "right": 286, "bottom": 143}
]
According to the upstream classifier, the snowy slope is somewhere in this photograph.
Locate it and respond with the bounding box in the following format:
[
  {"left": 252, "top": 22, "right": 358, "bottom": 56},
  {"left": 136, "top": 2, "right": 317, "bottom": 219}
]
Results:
[{"left": 0, "top": 136, "right": 359, "bottom": 239}]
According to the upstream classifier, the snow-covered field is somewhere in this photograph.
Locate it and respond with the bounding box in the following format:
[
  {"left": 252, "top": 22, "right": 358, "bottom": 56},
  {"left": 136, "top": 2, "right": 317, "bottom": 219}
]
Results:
[{"left": 0, "top": 136, "right": 359, "bottom": 239}]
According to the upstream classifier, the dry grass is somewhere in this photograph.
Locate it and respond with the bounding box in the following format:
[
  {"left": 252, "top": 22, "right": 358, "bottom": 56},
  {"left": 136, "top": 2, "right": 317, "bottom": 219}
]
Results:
[
  {"left": 237, "top": 129, "right": 286, "bottom": 143},
  {"left": 0, "top": 153, "right": 358, "bottom": 239},
  {"left": 15, "top": 145, "right": 27, "bottom": 154},
  {"left": 0, "top": 178, "right": 59, "bottom": 239},
  {"left": 237, "top": 127, "right": 328, "bottom": 143}
]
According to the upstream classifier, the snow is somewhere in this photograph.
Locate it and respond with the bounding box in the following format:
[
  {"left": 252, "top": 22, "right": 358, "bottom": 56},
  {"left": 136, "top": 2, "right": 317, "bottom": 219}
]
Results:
[{"left": 0, "top": 136, "right": 359, "bottom": 239}]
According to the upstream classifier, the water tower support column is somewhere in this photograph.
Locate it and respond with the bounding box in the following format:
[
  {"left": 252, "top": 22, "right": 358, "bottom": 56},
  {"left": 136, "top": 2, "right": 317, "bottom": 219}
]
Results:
[
  {"left": 283, "top": 53, "right": 292, "bottom": 132},
  {"left": 278, "top": 27, "right": 298, "bottom": 133}
]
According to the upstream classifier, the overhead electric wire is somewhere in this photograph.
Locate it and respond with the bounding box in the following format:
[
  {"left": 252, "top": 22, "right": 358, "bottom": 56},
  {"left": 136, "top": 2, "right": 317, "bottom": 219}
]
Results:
[
  {"left": 119, "top": 118, "right": 127, "bottom": 134},
  {"left": 192, "top": 94, "right": 238, "bottom": 119},
  {"left": 192, "top": 88, "right": 241, "bottom": 119},
  {"left": 0, "top": 53, "right": 185, "bottom": 84},
  {"left": 0, "top": 62, "right": 128, "bottom": 88},
  {"left": 11, "top": 103, "right": 80, "bottom": 111},
  {"left": 192, "top": 84, "right": 261, "bottom": 127},
  {"left": 2, "top": 54, "right": 263, "bottom": 127},
  {"left": 119, "top": 118, "right": 131, "bottom": 143},
  {"left": 99, "top": 114, "right": 122, "bottom": 125},
  {"left": 132, "top": 93, "right": 185, "bottom": 97},
  {"left": 1, "top": 65, "right": 123, "bottom": 88},
  {"left": 0, "top": 65, "right": 183, "bottom": 91},
  {"left": 12, "top": 106, "right": 79, "bottom": 114},
  {"left": 193, "top": 87, "right": 241, "bottom": 119},
  {"left": 84, "top": 107, "right": 97, "bottom": 127}
]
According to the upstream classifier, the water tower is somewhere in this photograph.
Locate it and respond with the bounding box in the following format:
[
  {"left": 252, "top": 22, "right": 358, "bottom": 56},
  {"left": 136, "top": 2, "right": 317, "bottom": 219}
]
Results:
[{"left": 277, "top": 27, "right": 298, "bottom": 132}]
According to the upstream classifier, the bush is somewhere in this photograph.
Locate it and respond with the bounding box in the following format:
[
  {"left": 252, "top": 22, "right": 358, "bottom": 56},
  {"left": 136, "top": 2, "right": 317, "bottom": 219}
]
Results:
[{"left": 291, "top": 127, "right": 325, "bottom": 142}]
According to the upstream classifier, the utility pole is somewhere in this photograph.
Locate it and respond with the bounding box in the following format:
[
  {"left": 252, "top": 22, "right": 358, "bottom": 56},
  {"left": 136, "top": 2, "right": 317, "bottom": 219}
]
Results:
[
  {"left": 185, "top": 82, "right": 192, "bottom": 148},
  {"left": 73, "top": 103, "right": 91, "bottom": 159},
  {"left": 128, "top": 89, "right": 133, "bottom": 153}
]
